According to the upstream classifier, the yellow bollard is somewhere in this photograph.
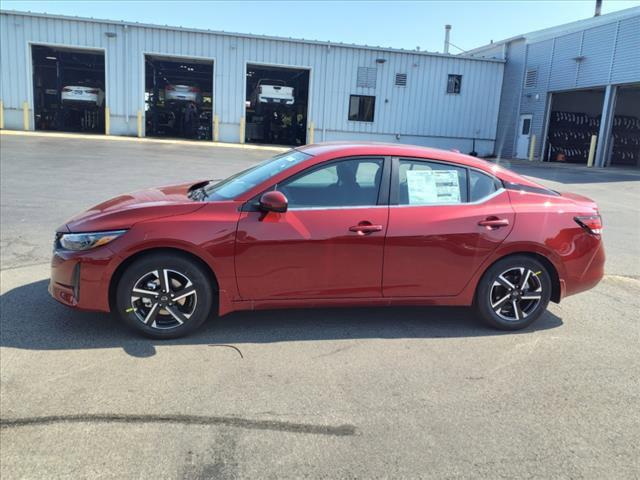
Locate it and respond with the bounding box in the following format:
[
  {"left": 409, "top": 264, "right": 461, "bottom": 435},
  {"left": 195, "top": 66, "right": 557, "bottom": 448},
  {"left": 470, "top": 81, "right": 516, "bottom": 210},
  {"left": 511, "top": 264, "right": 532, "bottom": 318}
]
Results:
[
  {"left": 213, "top": 114, "right": 219, "bottom": 142},
  {"left": 104, "top": 107, "right": 110, "bottom": 135},
  {"left": 137, "top": 110, "right": 143, "bottom": 138},
  {"left": 308, "top": 121, "right": 315, "bottom": 144},
  {"left": 239, "top": 116, "right": 245, "bottom": 144},
  {"left": 528, "top": 134, "right": 536, "bottom": 161},
  {"left": 0, "top": 100, "right": 4, "bottom": 129},
  {"left": 22, "top": 101, "right": 29, "bottom": 130},
  {"left": 587, "top": 135, "right": 597, "bottom": 167}
]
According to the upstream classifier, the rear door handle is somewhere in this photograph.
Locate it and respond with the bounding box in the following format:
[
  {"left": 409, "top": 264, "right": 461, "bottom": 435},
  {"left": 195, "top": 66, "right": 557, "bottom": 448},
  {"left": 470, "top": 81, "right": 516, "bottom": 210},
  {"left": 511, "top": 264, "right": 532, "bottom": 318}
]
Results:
[
  {"left": 349, "top": 222, "right": 383, "bottom": 235},
  {"left": 478, "top": 217, "right": 510, "bottom": 229}
]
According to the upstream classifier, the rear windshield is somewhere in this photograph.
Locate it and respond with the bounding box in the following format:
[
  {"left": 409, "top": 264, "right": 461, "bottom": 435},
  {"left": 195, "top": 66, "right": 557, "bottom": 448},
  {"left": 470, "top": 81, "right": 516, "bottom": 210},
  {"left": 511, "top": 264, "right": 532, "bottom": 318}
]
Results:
[{"left": 204, "top": 150, "right": 311, "bottom": 201}]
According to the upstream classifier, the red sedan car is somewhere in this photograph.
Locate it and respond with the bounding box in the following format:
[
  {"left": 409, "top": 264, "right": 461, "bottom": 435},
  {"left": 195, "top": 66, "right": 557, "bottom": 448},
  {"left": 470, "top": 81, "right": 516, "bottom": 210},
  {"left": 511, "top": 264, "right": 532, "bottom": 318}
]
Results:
[{"left": 50, "top": 143, "right": 605, "bottom": 338}]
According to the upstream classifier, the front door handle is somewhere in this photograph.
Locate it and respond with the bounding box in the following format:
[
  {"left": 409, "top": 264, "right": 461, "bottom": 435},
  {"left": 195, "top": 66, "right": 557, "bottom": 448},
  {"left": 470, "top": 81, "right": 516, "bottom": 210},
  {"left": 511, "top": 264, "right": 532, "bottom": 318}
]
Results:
[
  {"left": 349, "top": 222, "right": 383, "bottom": 235},
  {"left": 478, "top": 217, "right": 510, "bottom": 229}
]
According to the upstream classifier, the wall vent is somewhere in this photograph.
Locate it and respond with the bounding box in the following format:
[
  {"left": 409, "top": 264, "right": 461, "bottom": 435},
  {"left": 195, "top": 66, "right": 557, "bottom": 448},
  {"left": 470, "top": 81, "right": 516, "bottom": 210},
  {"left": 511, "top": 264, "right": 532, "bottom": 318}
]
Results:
[
  {"left": 357, "top": 67, "right": 377, "bottom": 88},
  {"left": 525, "top": 68, "right": 538, "bottom": 88},
  {"left": 395, "top": 73, "right": 407, "bottom": 86}
]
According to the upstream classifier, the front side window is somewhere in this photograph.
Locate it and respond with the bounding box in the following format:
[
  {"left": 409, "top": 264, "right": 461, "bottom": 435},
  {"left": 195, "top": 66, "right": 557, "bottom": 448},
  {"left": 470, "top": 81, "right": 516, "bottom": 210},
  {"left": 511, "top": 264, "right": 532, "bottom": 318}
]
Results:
[
  {"left": 348, "top": 95, "right": 375, "bottom": 122},
  {"left": 204, "top": 150, "right": 310, "bottom": 200},
  {"left": 278, "top": 158, "right": 383, "bottom": 208},
  {"left": 447, "top": 74, "right": 462, "bottom": 94},
  {"left": 397, "top": 159, "right": 468, "bottom": 205}
]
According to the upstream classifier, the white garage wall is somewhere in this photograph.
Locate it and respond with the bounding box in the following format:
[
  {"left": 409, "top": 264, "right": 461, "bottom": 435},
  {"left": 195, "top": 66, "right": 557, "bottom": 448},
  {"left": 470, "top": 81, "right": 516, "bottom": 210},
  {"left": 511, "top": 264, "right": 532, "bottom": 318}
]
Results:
[{"left": 0, "top": 10, "right": 504, "bottom": 154}]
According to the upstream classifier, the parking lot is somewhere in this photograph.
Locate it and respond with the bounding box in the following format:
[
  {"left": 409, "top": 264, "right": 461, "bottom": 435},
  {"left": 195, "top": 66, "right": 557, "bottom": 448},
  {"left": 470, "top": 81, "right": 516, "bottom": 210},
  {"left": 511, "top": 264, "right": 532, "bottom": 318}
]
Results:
[{"left": 1, "top": 132, "right": 639, "bottom": 478}]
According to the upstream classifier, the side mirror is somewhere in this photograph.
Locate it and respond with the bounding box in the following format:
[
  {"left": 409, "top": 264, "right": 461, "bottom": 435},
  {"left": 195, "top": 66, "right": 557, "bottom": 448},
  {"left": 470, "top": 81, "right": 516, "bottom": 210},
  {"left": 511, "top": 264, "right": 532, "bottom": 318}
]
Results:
[{"left": 259, "top": 191, "right": 288, "bottom": 213}]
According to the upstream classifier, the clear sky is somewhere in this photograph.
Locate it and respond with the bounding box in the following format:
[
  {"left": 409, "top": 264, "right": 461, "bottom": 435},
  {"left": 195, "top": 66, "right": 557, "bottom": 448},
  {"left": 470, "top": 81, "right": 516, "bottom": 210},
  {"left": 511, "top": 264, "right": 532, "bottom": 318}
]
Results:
[{"left": 2, "top": 0, "right": 640, "bottom": 52}]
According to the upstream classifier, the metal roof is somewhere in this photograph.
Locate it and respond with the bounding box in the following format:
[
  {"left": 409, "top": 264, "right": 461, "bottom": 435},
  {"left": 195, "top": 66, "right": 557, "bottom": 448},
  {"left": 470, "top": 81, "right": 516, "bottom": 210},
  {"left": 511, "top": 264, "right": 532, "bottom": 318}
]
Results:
[
  {"left": 0, "top": 9, "right": 504, "bottom": 63},
  {"left": 465, "top": 5, "right": 640, "bottom": 55}
]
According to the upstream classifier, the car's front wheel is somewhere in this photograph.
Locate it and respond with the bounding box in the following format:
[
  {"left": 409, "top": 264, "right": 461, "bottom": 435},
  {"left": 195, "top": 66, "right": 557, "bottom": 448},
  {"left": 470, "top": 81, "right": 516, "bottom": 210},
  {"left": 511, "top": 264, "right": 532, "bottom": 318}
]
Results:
[
  {"left": 115, "top": 252, "right": 215, "bottom": 339},
  {"left": 475, "top": 255, "right": 552, "bottom": 330}
]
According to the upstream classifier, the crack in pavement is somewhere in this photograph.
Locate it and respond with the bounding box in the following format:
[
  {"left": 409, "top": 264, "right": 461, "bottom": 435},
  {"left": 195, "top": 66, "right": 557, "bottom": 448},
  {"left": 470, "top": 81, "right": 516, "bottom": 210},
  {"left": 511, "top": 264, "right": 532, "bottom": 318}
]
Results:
[{"left": 0, "top": 413, "right": 357, "bottom": 436}]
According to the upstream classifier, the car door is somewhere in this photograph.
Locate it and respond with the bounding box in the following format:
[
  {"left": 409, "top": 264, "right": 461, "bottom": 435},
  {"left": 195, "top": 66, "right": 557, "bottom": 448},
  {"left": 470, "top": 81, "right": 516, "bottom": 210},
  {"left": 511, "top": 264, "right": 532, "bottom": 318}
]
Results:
[
  {"left": 383, "top": 157, "right": 515, "bottom": 297},
  {"left": 235, "top": 157, "right": 390, "bottom": 300}
]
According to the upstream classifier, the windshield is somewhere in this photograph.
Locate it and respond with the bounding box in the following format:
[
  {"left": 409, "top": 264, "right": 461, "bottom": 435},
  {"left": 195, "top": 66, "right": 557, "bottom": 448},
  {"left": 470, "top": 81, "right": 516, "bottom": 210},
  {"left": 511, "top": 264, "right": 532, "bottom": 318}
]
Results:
[{"left": 203, "top": 150, "right": 311, "bottom": 200}]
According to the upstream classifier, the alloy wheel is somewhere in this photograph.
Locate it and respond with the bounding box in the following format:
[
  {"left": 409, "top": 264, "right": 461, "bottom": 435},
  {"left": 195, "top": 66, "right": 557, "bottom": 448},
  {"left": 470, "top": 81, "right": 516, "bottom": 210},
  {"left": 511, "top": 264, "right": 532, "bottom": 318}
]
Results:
[
  {"left": 489, "top": 267, "right": 543, "bottom": 322},
  {"left": 130, "top": 269, "right": 197, "bottom": 330}
]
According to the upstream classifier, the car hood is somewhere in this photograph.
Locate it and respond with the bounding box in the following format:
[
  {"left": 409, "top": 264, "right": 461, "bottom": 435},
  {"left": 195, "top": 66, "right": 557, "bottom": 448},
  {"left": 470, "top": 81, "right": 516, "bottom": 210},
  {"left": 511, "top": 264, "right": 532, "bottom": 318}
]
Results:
[{"left": 61, "top": 181, "right": 207, "bottom": 233}]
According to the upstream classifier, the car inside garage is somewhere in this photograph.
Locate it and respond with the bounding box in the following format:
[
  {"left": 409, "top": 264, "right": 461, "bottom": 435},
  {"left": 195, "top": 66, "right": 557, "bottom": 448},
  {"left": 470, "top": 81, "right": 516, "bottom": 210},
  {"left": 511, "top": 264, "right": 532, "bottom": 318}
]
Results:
[
  {"left": 610, "top": 85, "right": 640, "bottom": 168},
  {"left": 245, "top": 64, "right": 309, "bottom": 146},
  {"left": 32, "top": 45, "right": 105, "bottom": 134},
  {"left": 545, "top": 89, "right": 605, "bottom": 164},
  {"left": 144, "top": 55, "right": 214, "bottom": 140}
]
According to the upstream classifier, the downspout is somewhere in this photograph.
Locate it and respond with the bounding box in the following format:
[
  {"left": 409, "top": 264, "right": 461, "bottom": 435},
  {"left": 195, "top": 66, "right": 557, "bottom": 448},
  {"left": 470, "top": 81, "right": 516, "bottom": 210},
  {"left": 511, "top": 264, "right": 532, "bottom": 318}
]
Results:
[
  {"left": 321, "top": 43, "right": 330, "bottom": 141},
  {"left": 124, "top": 24, "right": 129, "bottom": 126}
]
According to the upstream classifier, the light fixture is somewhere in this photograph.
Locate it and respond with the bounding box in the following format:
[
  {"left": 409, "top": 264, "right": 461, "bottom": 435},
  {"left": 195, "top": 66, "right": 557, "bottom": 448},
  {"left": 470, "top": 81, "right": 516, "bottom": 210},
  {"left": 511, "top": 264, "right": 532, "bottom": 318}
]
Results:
[
  {"left": 104, "top": 32, "right": 117, "bottom": 38},
  {"left": 375, "top": 58, "right": 386, "bottom": 64},
  {"left": 45, "top": 56, "right": 57, "bottom": 60}
]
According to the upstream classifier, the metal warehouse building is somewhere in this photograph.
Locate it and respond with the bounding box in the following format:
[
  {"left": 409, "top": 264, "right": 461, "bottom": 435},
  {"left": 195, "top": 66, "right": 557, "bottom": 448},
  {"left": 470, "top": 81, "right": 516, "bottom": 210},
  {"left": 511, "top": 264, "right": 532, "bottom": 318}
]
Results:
[
  {"left": 469, "top": 7, "right": 640, "bottom": 168},
  {"left": 0, "top": 10, "right": 504, "bottom": 154}
]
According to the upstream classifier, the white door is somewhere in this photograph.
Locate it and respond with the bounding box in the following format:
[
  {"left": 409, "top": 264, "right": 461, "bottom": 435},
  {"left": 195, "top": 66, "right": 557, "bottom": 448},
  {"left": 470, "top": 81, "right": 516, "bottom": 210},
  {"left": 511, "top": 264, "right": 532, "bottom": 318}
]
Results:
[{"left": 515, "top": 114, "right": 533, "bottom": 159}]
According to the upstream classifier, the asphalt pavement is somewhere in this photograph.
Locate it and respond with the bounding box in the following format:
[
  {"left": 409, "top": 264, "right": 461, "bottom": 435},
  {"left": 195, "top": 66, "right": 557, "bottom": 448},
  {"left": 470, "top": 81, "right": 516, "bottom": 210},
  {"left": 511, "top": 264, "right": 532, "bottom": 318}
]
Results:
[{"left": 1, "top": 132, "right": 639, "bottom": 479}]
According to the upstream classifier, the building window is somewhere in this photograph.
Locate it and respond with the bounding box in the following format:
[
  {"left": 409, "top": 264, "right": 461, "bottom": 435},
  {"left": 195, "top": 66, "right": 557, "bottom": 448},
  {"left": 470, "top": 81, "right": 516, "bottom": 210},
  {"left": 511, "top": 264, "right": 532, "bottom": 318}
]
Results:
[
  {"left": 395, "top": 73, "right": 407, "bottom": 87},
  {"left": 356, "top": 67, "right": 377, "bottom": 88},
  {"left": 348, "top": 95, "right": 375, "bottom": 122},
  {"left": 447, "top": 74, "right": 462, "bottom": 94}
]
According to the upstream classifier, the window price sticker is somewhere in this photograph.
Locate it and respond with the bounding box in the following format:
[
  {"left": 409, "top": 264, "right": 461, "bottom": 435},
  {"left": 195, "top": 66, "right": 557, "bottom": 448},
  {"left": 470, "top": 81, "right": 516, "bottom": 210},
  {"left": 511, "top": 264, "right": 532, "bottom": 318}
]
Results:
[{"left": 406, "top": 170, "right": 461, "bottom": 204}]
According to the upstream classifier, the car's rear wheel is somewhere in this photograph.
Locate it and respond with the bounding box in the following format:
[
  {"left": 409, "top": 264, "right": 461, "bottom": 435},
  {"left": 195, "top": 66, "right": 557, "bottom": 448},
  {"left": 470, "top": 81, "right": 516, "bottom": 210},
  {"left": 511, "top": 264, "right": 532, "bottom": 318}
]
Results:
[
  {"left": 475, "top": 255, "right": 551, "bottom": 330},
  {"left": 115, "top": 252, "right": 214, "bottom": 339}
]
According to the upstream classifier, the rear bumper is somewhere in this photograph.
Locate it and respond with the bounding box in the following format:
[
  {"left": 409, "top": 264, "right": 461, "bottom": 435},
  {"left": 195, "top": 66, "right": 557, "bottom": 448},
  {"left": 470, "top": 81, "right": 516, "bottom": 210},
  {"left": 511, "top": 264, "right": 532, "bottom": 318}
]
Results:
[
  {"left": 49, "top": 246, "right": 116, "bottom": 312},
  {"left": 60, "top": 95, "right": 99, "bottom": 105},
  {"left": 259, "top": 98, "right": 294, "bottom": 105},
  {"left": 562, "top": 237, "right": 605, "bottom": 299}
]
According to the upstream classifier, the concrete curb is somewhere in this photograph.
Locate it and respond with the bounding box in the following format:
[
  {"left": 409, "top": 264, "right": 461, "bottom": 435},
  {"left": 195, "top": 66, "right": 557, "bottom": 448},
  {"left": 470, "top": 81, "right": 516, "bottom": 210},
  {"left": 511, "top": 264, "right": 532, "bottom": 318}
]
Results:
[{"left": 0, "top": 129, "right": 289, "bottom": 152}]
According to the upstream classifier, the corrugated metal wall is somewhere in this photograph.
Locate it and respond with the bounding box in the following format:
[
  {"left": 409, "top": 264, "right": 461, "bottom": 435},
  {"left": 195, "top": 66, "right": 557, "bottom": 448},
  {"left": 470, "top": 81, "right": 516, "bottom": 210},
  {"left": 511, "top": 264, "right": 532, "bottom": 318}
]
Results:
[
  {"left": 468, "top": 11, "right": 639, "bottom": 160},
  {"left": 519, "top": 15, "right": 640, "bottom": 158},
  {"left": 0, "top": 11, "right": 504, "bottom": 151},
  {"left": 493, "top": 39, "right": 525, "bottom": 159}
]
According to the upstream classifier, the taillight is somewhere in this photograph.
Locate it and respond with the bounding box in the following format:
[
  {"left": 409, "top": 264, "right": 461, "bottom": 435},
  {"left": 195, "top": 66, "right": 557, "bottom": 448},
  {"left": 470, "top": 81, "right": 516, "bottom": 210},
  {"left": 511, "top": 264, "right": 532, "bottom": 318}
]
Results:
[
  {"left": 259, "top": 86, "right": 263, "bottom": 94},
  {"left": 166, "top": 85, "right": 175, "bottom": 91},
  {"left": 87, "top": 89, "right": 99, "bottom": 94},
  {"left": 62, "top": 87, "right": 72, "bottom": 92},
  {"left": 574, "top": 215, "right": 602, "bottom": 235},
  {"left": 190, "top": 86, "right": 200, "bottom": 93}
]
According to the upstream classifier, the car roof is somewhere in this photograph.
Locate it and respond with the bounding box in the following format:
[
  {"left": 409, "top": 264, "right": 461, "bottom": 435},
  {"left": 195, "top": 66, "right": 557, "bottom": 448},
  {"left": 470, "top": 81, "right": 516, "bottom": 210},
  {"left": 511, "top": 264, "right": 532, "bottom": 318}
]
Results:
[
  {"left": 300, "top": 142, "right": 490, "bottom": 168},
  {"left": 297, "top": 142, "right": 541, "bottom": 186}
]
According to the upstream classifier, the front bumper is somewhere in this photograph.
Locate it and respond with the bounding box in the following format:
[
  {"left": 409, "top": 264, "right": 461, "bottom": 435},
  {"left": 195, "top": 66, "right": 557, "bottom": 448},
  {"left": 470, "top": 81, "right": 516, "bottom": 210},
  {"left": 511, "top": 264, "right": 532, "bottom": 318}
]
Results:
[{"left": 49, "top": 246, "right": 116, "bottom": 312}]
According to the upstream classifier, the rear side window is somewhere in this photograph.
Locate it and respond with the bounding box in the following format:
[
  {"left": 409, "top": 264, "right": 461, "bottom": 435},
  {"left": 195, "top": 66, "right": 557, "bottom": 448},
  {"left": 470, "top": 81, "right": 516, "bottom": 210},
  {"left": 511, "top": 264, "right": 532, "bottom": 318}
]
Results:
[
  {"left": 397, "top": 159, "right": 468, "bottom": 205},
  {"left": 469, "top": 170, "right": 501, "bottom": 202}
]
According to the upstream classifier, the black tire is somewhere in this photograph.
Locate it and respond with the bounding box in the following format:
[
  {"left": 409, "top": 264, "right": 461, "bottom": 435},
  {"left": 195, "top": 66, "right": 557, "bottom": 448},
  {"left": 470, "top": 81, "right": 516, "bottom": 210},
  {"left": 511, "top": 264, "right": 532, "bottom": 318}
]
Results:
[
  {"left": 475, "top": 255, "right": 552, "bottom": 330},
  {"left": 115, "top": 252, "right": 215, "bottom": 339}
]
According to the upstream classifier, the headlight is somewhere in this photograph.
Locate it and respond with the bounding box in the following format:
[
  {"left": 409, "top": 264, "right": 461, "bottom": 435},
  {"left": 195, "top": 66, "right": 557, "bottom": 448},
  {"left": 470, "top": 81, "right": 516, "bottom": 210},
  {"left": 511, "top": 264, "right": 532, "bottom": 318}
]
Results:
[{"left": 58, "top": 230, "right": 127, "bottom": 251}]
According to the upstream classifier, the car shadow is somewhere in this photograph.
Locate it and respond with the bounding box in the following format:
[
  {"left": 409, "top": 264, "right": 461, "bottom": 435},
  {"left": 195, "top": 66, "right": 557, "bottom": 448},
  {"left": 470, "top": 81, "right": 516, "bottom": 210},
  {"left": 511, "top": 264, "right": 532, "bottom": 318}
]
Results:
[{"left": 1, "top": 280, "right": 563, "bottom": 358}]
